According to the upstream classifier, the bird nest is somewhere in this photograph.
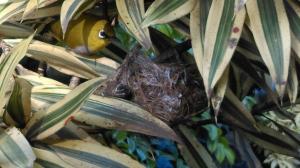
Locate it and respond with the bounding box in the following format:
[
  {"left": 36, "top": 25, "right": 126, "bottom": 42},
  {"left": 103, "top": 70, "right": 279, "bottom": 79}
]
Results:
[{"left": 96, "top": 47, "right": 207, "bottom": 123}]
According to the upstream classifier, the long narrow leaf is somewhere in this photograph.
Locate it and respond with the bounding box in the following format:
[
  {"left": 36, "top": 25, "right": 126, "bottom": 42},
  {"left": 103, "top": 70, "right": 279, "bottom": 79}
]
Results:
[
  {"left": 4, "top": 78, "right": 32, "bottom": 128},
  {"left": 0, "top": 1, "right": 26, "bottom": 24},
  {"left": 116, "top": 0, "right": 153, "bottom": 50},
  {"left": 0, "top": 33, "right": 34, "bottom": 116},
  {"left": 31, "top": 85, "right": 180, "bottom": 142},
  {"left": 202, "top": 0, "right": 246, "bottom": 98},
  {"left": 34, "top": 140, "right": 144, "bottom": 168},
  {"left": 0, "top": 127, "right": 36, "bottom": 168},
  {"left": 23, "top": 77, "right": 105, "bottom": 140},
  {"left": 142, "top": 0, "right": 196, "bottom": 27},
  {"left": 246, "top": 0, "right": 291, "bottom": 97},
  {"left": 60, "top": 0, "right": 90, "bottom": 36}
]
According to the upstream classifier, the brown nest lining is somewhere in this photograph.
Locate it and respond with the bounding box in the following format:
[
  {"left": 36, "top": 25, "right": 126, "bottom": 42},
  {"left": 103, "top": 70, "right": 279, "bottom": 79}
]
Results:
[{"left": 96, "top": 47, "right": 207, "bottom": 123}]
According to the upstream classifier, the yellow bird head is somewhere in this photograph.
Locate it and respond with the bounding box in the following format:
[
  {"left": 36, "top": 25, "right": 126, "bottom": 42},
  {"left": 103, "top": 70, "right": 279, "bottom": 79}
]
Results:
[{"left": 50, "top": 15, "right": 114, "bottom": 56}]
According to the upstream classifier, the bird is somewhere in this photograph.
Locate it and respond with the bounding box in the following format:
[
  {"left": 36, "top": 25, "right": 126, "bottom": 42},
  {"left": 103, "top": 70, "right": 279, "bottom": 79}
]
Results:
[{"left": 50, "top": 14, "right": 114, "bottom": 57}]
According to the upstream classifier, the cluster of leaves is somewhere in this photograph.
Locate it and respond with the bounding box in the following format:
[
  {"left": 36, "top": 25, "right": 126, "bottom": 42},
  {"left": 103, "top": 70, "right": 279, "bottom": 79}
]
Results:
[{"left": 0, "top": 0, "right": 300, "bottom": 168}]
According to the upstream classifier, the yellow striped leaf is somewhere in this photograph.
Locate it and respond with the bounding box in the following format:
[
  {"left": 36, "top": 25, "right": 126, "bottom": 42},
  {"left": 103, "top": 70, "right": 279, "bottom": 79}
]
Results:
[
  {"left": 203, "top": 0, "right": 246, "bottom": 98},
  {"left": 142, "top": 0, "right": 197, "bottom": 27},
  {"left": 27, "top": 41, "right": 100, "bottom": 79},
  {"left": 31, "top": 85, "right": 180, "bottom": 142},
  {"left": 60, "top": 0, "right": 90, "bottom": 37},
  {"left": 246, "top": 0, "right": 291, "bottom": 97},
  {"left": 116, "top": 0, "right": 153, "bottom": 50},
  {"left": 287, "top": 55, "right": 298, "bottom": 104},
  {"left": 285, "top": 0, "right": 300, "bottom": 59},
  {"left": 6, "top": 40, "right": 100, "bottom": 79},
  {"left": 0, "top": 22, "right": 34, "bottom": 38},
  {"left": 34, "top": 140, "right": 144, "bottom": 168},
  {"left": 0, "top": 0, "right": 26, "bottom": 24},
  {"left": 190, "top": 0, "right": 212, "bottom": 76},
  {"left": 0, "top": 33, "right": 34, "bottom": 116},
  {"left": 0, "top": 127, "right": 36, "bottom": 168},
  {"left": 23, "top": 77, "right": 105, "bottom": 140},
  {"left": 4, "top": 78, "right": 32, "bottom": 128}
]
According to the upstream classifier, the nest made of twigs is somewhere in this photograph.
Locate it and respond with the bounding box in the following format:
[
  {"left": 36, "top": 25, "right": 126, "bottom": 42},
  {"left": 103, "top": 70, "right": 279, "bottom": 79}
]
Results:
[{"left": 96, "top": 47, "right": 207, "bottom": 123}]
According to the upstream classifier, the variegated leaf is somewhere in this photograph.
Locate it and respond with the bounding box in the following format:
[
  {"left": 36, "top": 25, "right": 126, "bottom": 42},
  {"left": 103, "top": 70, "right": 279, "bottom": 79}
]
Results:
[
  {"left": 0, "top": 127, "right": 36, "bottom": 168},
  {"left": 31, "top": 85, "right": 180, "bottom": 142},
  {"left": 60, "top": 0, "right": 92, "bottom": 37},
  {"left": 34, "top": 140, "right": 144, "bottom": 168},
  {"left": 211, "top": 66, "right": 229, "bottom": 120},
  {"left": 203, "top": 0, "right": 246, "bottom": 98},
  {"left": 142, "top": 0, "right": 197, "bottom": 27},
  {"left": 0, "top": 33, "right": 34, "bottom": 116},
  {"left": 23, "top": 77, "right": 104, "bottom": 140},
  {"left": 190, "top": 0, "right": 212, "bottom": 76},
  {"left": 287, "top": 55, "right": 298, "bottom": 104},
  {"left": 0, "top": 22, "right": 34, "bottom": 38},
  {"left": 4, "top": 78, "right": 32, "bottom": 128},
  {"left": 285, "top": 0, "right": 300, "bottom": 59},
  {"left": 116, "top": 0, "right": 153, "bottom": 50},
  {"left": 0, "top": 1, "right": 26, "bottom": 24},
  {"left": 27, "top": 40, "right": 100, "bottom": 79},
  {"left": 6, "top": 40, "right": 100, "bottom": 79},
  {"left": 246, "top": 0, "right": 291, "bottom": 97}
]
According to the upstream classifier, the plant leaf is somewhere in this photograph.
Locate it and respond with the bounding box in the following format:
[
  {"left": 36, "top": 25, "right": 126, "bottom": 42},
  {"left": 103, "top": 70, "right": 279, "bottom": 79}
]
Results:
[
  {"left": 34, "top": 140, "right": 144, "bottom": 168},
  {"left": 4, "top": 78, "right": 32, "bottom": 128},
  {"left": 287, "top": 55, "right": 298, "bottom": 104},
  {"left": 202, "top": 0, "right": 246, "bottom": 98},
  {"left": 0, "top": 33, "right": 34, "bottom": 116},
  {"left": 190, "top": 0, "right": 212, "bottom": 76},
  {"left": 27, "top": 40, "right": 100, "bottom": 79},
  {"left": 31, "top": 85, "right": 180, "bottom": 142},
  {"left": 23, "top": 77, "right": 105, "bottom": 140},
  {"left": 285, "top": 0, "right": 300, "bottom": 58},
  {"left": 142, "top": 0, "right": 197, "bottom": 27},
  {"left": 0, "top": 127, "right": 36, "bottom": 168},
  {"left": 246, "top": 0, "right": 291, "bottom": 97},
  {"left": 60, "top": 0, "right": 89, "bottom": 37},
  {"left": 0, "top": 1, "right": 26, "bottom": 24},
  {"left": 116, "top": 0, "right": 153, "bottom": 50},
  {"left": 177, "top": 125, "right": 217, "bottom": 168}
]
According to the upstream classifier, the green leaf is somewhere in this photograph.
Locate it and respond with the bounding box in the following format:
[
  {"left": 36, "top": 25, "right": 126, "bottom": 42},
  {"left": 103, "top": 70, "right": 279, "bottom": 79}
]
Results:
[
  {"left": 225, "top": 148, "right": 235, "bottom": 165},
  {"left": 178, "top": 125, "right": 217, "bottom": 168},
  {"left": 215, "top": 144, "right": 225, "bottom": 163}
]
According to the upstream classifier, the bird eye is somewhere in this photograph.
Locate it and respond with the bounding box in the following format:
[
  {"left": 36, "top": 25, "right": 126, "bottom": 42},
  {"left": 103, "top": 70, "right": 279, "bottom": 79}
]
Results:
[{"left": 98, "top": 30, "right": 107, "bottom": 39}]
